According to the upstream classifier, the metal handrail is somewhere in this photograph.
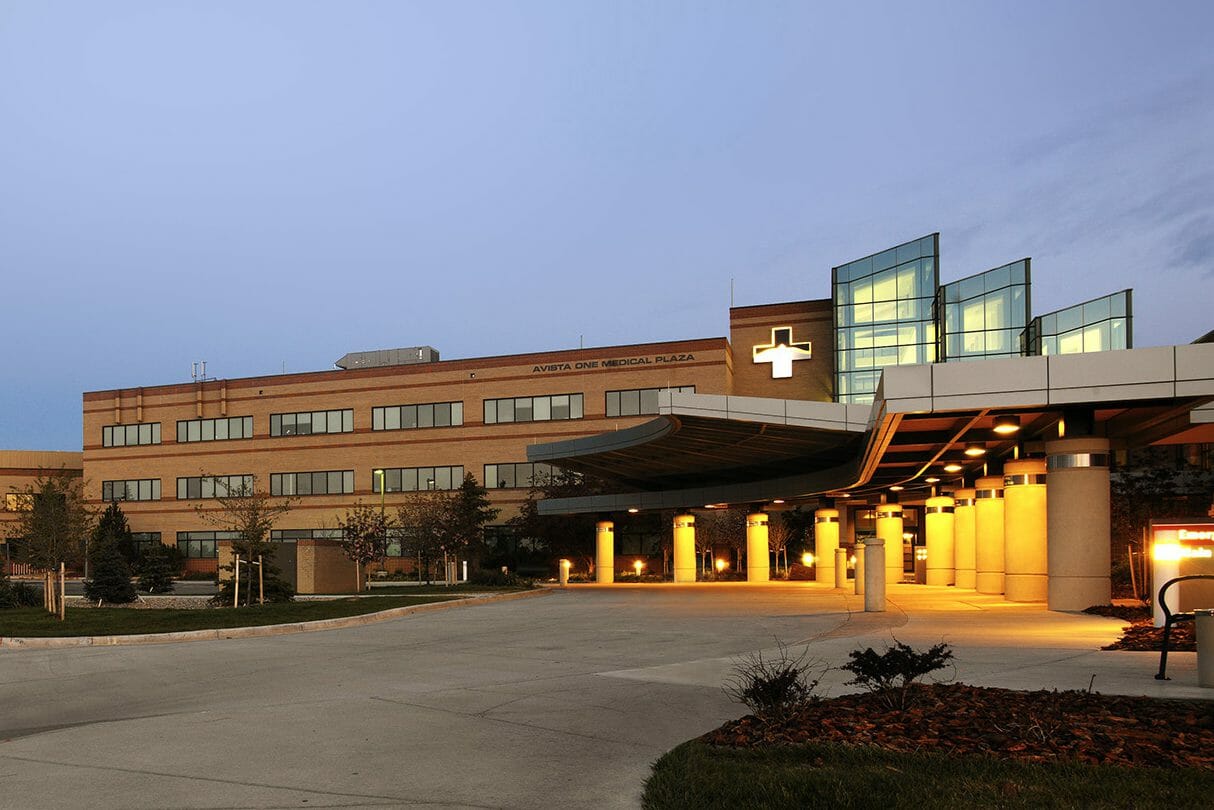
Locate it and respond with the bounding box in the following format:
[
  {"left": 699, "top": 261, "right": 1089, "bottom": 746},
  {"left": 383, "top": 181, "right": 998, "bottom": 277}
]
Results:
[{"left": 1154, "top": 575, "right": 1214, "bottom": 680}]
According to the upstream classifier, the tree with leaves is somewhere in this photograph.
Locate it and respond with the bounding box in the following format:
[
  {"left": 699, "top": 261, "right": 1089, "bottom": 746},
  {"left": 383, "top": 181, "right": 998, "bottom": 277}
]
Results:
[
  {"left": 397, "top": 489, "right": 454, "bottom": 583},
  {"left": 196, "top": 475, "right": 297, "bottom": 605},
  {"left": 93, "top": 501, "right": 138, "bottom": 567},
  {"left": 337, "top": 501, "right": 395, "bottom": 591},
  {"left": 509, "top": 470, "right": 608, "bottom": 576},
  {"left": 5, "top": 469, "right": 95, "bottom": 574},
  {"left": 447, "top": 473, "right": 499, "bottom": 568},
  {"left": 83, "top": 543, "right": 137, "bottom": 603}
]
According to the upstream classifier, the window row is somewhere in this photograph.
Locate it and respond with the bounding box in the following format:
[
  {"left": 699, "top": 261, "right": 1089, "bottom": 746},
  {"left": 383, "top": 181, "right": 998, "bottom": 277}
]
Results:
[
  {"left": 270, "top": 409, "right": 354, "bottom": 437},
  {"left": 177, "top": 531, "right": 238, "bottom": 559},
  {"left": 102, "top": 423, "right": 161, "bottom": 447},
  {"left": 177, "top": 474, "right": 254, "bottom": 500},
  {"left": 177, "top": 416, "right": 254, "bottom": 443},
  {"left": 484, "top": 462, "right": 559, "bottom": 489},
  {"left": 605, "top": 386, "right": 695, "bottom": 418},
  {"left": 484, "top": 393, "right": 583, "bottom": 424},
  {"left": 270, "top": 470, "right": 355, "bottom": 496},
  {"left": 102, "top": 479, "right": 161, "bottom": 502},
  {"left": 372, "top": 401, "right": 463, "bottom": 431},
  {"left": 372, "top": 466, "right": 464, "bottom": 493}
]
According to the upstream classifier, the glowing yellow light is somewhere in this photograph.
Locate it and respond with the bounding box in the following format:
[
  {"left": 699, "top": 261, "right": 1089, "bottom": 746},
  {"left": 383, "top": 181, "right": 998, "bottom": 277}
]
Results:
[
  {"left": 715, "top": 558, "right": 727, "bottom": 572},
  {"left": 772, "top": 499, "right": 785, "bottom": 504},
  {"left": 915, "top": 548, "right": 928, "bottom": 561},
  {"left": 924, "top": 477, "right": 940, "bottom": 483},
  {"left": 634, "top": 560, "right": 644, "bottom": 576},
  {"left": 560, "top": 559, "right": 571, "bottom": 570},
  {"left": 889, "top": 485, "right": 904, "bottom": 492},
  {"left": 1154, "top": 543, "right": 1182, "bottom": 561},
  {"left": 1154, "top": 543, "right": 1213, "bottom": 561},
  {"left": 993, "top": 415, "right": 1021, "bottom": 435},
  {"left": 848, "top": 555, "right": 857, "bottom": 567},
  {"left": 964, "top": 443, "right": 987, "bottom": 457},
  {"left": 801, "top": 552, "right": 814, "bottom": 566},
  {"left": 627, "top": 507, "right": 639, "bottom": 513},
  {"left": 752, "top": 327, "right": 812, "bottom": 378},
  {"left": 902, "top": 532, "right": 913, "bottom": 541},
  {"left": 943, "top": 463, "right": 963, "bottom": 473}
]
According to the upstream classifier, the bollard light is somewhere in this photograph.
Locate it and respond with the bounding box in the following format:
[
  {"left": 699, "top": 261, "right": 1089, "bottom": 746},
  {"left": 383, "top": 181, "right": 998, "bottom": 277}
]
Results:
[
  {"left": 715, "top": 558, "right": 727, "bottom": 573},
  {"left": 634, "top": 560, "right": 644, "bottom": 577}
]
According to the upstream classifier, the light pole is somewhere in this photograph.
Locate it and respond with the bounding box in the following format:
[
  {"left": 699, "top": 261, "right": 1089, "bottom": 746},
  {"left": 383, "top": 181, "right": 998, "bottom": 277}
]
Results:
[{"left": 373, "top": 469, "right": 385, "bottom": 591}]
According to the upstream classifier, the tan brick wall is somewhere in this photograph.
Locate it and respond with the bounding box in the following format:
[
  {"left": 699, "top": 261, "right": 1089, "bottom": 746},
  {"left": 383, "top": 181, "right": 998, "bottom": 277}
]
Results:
[
  {"left": 729, "top": 300, "right": 835, "bottom": 401},
  {"left": 81, "top": 339, "right": 732, "bottom": 553},
  {"left": 0, "top": 450, "right": 84, "bottom": 548},
  {"left": 298, "top": 539, "right": 358, "bottom": 594}
]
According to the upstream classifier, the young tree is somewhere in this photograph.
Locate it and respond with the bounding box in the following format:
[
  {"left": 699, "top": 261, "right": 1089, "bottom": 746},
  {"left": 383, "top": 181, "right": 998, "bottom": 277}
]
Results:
[
  {"left": 6, "top": 469, "right": 95, "bottom": 573},
  {"left": 337, "top": 501, "right": 395, "bottom": 591},
  {"left": 196, "top": 476, "right": 297, "bottom": 605},
  {"left": 767, "top": 513, "right": 792, "bottom": 575},
  {"left": 93, "top": 501, "right": 137, "bottom": 566},
  {"left": 83, "top": 543, "right": 137, "bottom": 603},
  {"left": 138, "top": 544, "right": 177, "bottom": 594},
  {"left": 695, "top": 509, "right": 746, "bottom": 576},
  {"left": 397, "top": 490, "right": 454, "bottom": 583},
  {"left": 447, "top": 473, "right": 499, "bottom": 568}
]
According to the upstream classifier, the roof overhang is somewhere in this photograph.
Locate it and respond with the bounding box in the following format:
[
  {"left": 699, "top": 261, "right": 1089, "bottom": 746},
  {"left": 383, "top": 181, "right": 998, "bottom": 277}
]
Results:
[{"left": 531, "top": 344, "right": 1214, "bottom": 514}]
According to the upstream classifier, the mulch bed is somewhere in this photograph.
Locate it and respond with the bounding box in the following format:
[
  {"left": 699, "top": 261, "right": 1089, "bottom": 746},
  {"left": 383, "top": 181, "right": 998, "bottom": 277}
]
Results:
[
  {"left": 703, "top": 683, "right": 1214, "bottom": 769},
  {"left": 1082, "top": 604, "right": 1197, "bottom": 652}
]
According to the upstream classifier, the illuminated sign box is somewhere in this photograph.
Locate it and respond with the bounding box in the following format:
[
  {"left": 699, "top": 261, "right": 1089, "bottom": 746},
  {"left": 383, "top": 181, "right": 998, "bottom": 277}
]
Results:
[{"left": 1150, "top": 519, "right": 1214, "bottom": 626}]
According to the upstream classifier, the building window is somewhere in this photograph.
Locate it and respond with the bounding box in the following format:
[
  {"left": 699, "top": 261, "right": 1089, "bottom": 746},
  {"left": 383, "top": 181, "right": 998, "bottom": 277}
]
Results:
[
  {"left": 270, "top": 470, "right": 355, "bottom": 496},
  {"left": 372, "top": 401, "right": 463, "bottom": 431},
  {"left": 483, "top": 393, "right": 584, "bottom": 424},
  {"left": 484, "top": 462, "right": 560, "bottom": 489},
  {"left": 270, "top": 409, "right": 354, "bottom": 437},
  {"left": 177, "top": 416, "right": 254, "bottom": 443},
  {"left": 832, "top": 234, "right": 939, "bottom": 405},
  {"left": 132, "top": 532, "right": 162, "bottom": 557},
  {"left": 605, "top": 386, "right": 695, "bottom": 417},
  {"left": 4, "top": 493, "right": 33, "bottom": 511},
  {"left": 102, "top": 423, "right": 162, "bottom": 447},
  {"left": 1022, "top": 290, "right": 1132, "bottom": 357},
  {"left": 102, "top": 479, "right": 162, "bottom": 502},
  {"left": 937, "top": 260, "right": 1030, "bottom": 362},
  {"left": 270, "top": 528, "right": 344, "bottom": 541},
  {"left": 176, "top": 475, "right": 254, "bottom": 500},
  {"left": 371, "top": 466, "right": 464, "bottom": 493},
  {"left": 176, "top": 531, "right": 236, "bottom": 559}
]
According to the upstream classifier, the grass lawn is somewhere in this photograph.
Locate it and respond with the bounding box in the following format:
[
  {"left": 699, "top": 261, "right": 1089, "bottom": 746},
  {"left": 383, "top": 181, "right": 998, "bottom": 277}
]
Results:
[
  {"left": 0, "top": 594, "right": 470, "bottom": 638},
  {"left": 362, "top": 583, "right": 530, "bottom": 595},
  {"left": 642, "top": 740, "right": 1214, "bottom": 810}
]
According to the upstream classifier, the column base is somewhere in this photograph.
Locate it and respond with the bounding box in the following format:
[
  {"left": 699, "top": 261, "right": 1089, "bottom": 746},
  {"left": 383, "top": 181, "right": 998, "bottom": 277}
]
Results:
[
  {"left": 925, "top": 570, "right": 955, "bottom": 586},
  {"left": 1048, "top": 576, "right": 1110, "bottom": 611},
  {"left": 975, "top": 572, "right": 1004, "bottom": 594},
  {"left": 816, "top": 566, "right": 835, "bottom": 585},
  {"left": 1005, "top": 574, "right": 1047, "bottom": 603},
  {"left": 955, "top": 570, "right": 976, "bottom": 589}
]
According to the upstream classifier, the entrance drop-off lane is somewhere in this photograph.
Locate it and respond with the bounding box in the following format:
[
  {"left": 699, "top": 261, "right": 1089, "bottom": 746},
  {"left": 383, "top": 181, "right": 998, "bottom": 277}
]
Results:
[{"left": 0, "top": 584, "right": 1195, "bottom": 809}]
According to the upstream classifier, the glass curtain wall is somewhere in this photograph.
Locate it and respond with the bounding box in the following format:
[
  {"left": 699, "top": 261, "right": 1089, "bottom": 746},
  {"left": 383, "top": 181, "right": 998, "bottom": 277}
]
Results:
[
  {"left": 937, "top": 259, "right": 1030, "bottom": 362},
  {"left": 833, "top": 234, "right": 939, "bottom": 404},
  {"left": 1022, "top": 290, "right": 1132, "bottom": 356}
]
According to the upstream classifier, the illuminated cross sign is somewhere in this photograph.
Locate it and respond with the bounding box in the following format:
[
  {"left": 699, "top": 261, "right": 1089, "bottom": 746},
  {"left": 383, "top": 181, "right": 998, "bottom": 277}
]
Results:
[{"left": 752, "top": 327, "right": 812, "bottom": 378}]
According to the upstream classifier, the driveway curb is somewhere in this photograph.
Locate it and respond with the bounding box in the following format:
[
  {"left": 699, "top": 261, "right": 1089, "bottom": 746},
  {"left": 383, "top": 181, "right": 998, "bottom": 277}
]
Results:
[{"left": 0, "top": 588, "right": 549, "bottom": 650}]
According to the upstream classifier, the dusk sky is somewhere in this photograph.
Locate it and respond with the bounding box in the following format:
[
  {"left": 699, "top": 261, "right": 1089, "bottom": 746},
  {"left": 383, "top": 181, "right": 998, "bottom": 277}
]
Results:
[{"left": 2, "top": 1, "right": 1212, "bottom": 451}]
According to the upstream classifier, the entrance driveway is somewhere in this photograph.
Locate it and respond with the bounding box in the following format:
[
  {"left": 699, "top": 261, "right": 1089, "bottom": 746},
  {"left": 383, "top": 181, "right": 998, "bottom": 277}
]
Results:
[{"left": 0, "top": 584, "right": 1204, "bottom": 809}]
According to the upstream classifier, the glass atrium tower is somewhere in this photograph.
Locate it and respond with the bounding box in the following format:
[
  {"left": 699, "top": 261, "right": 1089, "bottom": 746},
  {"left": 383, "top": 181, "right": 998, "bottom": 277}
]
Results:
[{"left": 831, "top": 234, "right": 1132, "bottom": 405}]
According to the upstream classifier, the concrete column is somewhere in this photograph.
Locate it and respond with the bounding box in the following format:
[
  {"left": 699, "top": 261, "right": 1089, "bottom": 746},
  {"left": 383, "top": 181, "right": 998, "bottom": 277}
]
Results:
[
  {"left": 673, "top": 513, "right": 696, "bottom": 583},
  {"left": 833, "top": 547, "right": 847, "bottom": 589},
  {"left": 875, "top": 503, "right": 904, "bottom": 587},
  {"left": 1046, "top": 438, "right": 1111, "bottom": 611},
  {"left": 974, "top": 475, "right": 1005, "bottom": 594},
  {"left": 864, "top": 537, "right": 886, "bottom": 611},
  {"left": 1004, "top": 458, "right": 1048, "bottom": 603},
  {"left": 595, "top": 520, "right": 614, "bottom": 584},
  {"left": 953, "top": 488, "right": 977, "bottom": 589},
  {"left": 815, "top": 508, "right": 840, "bottom": 585},
  {"left": 854, "top": 541, "right": 865, "bottom": 595},
  {"left": 925, "top": 495, "right": 955, "bottom": 586},
  {"left": 746, "top": 512, "right": 770, "bottom": 582}
]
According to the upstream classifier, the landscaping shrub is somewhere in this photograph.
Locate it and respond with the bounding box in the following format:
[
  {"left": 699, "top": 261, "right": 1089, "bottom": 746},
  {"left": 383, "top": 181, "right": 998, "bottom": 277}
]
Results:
[
  {"left": 0, "top": 576, "right": 40, "bottom": 609},
  {"left": 724, "top": 641, "right": 822, "bottom": 722},
  {"left": 137, "top": 545, "right": 177, "bottom": 594},
  {"left": 842, "top": 641, "right": 954, "bottom": 709},
  {"left": 83, "top": 544, "right": 138, "bottom": 603},
  {"left": 469, "top": 568, "right": 532, "bottom": 587}
]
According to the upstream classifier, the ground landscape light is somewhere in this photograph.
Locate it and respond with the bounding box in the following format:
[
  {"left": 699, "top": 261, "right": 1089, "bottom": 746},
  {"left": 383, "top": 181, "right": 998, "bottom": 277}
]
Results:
[
  {"left": 801, "top": 552, "right": 814, "bottom": 566},
  {"left": 634, "top": 560, "right": 644, "bottom": 576},
  {"left": 715, "top": 558, "right": 727, "bottom": 572}
]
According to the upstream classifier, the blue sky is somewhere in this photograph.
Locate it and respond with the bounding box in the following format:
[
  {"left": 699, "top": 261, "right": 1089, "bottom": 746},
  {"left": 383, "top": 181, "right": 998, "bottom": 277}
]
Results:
[{"left": 2, "top": 1, "right": 1212, "bottom": 450}]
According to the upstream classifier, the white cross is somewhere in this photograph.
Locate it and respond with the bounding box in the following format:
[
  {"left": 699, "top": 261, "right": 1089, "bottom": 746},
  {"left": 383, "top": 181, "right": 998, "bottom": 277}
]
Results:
[{"left": 752, "top": 327, "right": 812, "bottom": 379}]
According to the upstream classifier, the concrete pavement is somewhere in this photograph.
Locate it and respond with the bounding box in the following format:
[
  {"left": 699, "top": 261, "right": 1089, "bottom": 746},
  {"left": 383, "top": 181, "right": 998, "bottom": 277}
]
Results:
[{"left": 0, "top": 583, "right": 1205, "bottom": 809}]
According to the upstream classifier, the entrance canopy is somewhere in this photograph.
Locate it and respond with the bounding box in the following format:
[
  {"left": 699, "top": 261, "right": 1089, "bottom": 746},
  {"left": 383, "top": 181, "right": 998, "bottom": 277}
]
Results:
[{"left": 530, "top": 344, "right": 1214, "bottom": 514}]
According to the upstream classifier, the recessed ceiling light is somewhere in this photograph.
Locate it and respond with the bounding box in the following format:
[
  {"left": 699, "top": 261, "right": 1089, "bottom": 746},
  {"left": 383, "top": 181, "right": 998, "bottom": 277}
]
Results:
[
  {"left": 924, "top": 477, "right": 940, "bottom": 483},
  {"left": 993, "top": 415, "right": 1021, "bottom": 435},
  {"left": 889, "top": 485, "right": 904, "bottom": 492},
  {"left": 964, "top": 442, "right": 987, "bottom": 457},
  {"left": 943, "top": 463, "right": 963, "bottom": 473}
]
